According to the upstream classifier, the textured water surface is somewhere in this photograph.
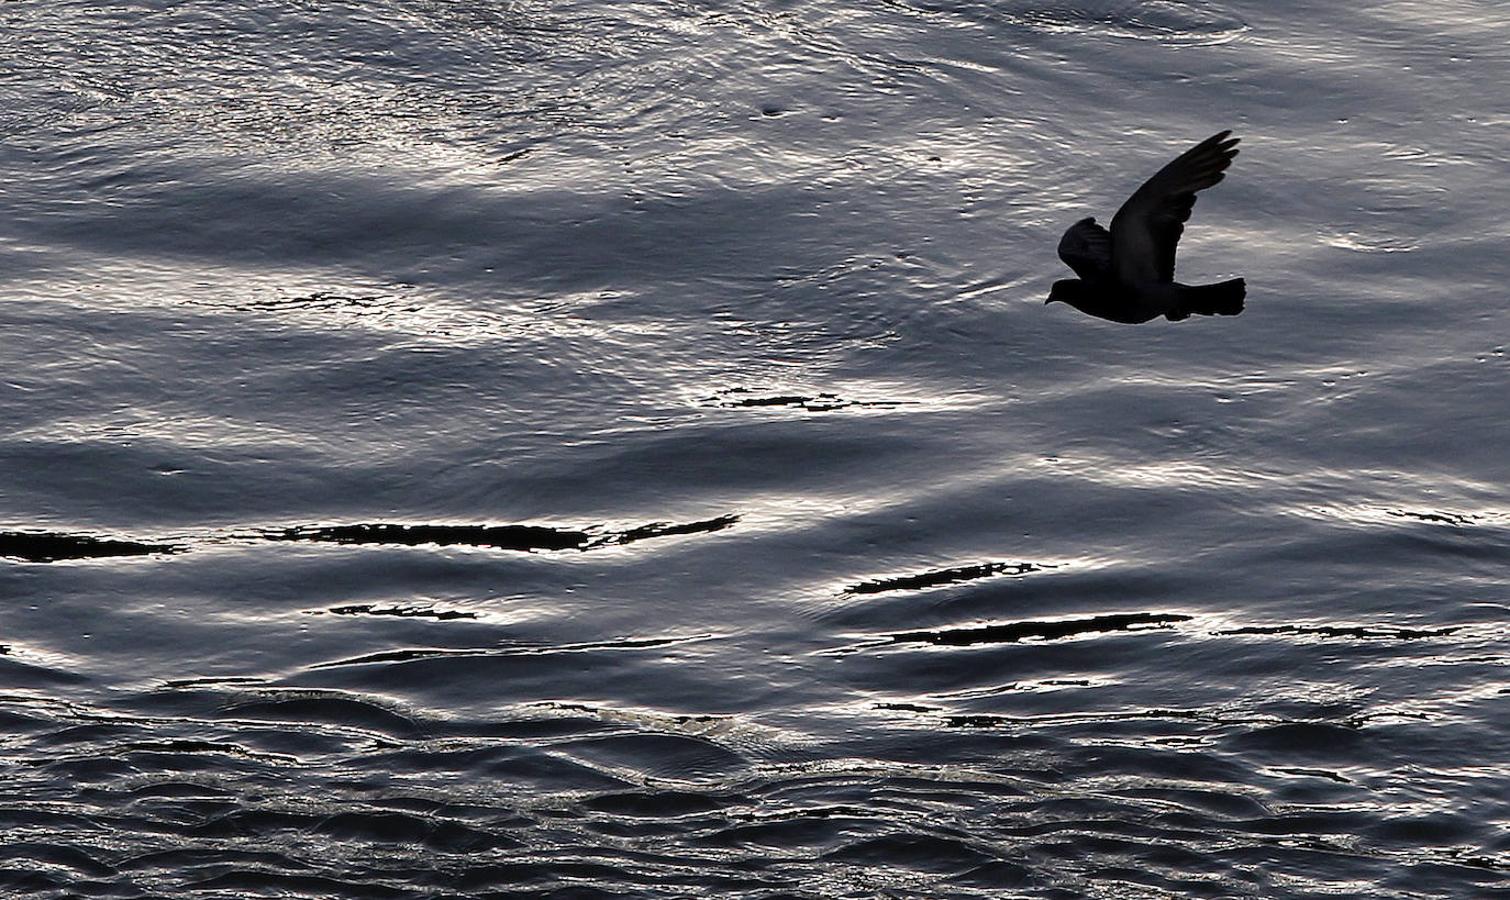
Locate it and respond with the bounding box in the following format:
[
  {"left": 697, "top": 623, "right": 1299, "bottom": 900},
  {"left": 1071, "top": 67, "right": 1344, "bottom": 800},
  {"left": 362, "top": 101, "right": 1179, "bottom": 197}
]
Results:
[{"left": 2, "top": 0, "right": 1509, "bottom": 896}]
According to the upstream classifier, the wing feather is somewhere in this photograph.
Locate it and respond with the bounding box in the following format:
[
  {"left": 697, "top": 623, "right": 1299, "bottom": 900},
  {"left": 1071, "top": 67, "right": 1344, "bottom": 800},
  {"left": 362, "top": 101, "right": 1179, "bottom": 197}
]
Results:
[
  {"left": 1057, "top": 216, "right": 1113, "bottom": 280},
  {"left": 1109, "top": 131, "right": 1239, "bottom": 284}
]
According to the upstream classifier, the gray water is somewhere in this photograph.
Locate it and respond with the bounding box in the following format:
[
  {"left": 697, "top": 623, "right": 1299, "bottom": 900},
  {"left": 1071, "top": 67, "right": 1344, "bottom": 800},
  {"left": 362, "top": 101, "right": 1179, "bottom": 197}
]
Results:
[{"left": 2, "top": 1, "right": 1508, "bottom": 896}]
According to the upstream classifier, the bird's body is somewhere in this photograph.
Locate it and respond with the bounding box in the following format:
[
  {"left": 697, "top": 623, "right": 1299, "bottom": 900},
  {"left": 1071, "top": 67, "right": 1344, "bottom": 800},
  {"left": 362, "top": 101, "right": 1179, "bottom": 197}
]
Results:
[{"left": 1047, "top": 131, "right": 1245, "bottom": 323}]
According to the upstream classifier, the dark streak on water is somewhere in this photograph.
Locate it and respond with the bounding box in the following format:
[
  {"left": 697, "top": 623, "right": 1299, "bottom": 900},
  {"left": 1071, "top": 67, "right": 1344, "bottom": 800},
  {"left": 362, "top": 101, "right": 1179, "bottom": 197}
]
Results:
[
  {"left": 706, "top": 387, "right": 908, "bottom": 412},
  {"left": 267, "top": 515, "right": 739, "bottom": 551},
  {"left": 892, "top": 612, "right": 1194, "bottom": 646},
  {"left": 0, "top": 531, "right": 182, "bottom": 563},
  {"left": 849, "top": 560, "right": 1049, "bottom": 594},
  {"left": 320, "top": 604, "right": 479, "bottom": 621},
  {"left": 1218, "top": 623, "right": 1461, "bottom": 641},
  {"left": 267, "top": 522, "right": 592, "bottom": 552}
]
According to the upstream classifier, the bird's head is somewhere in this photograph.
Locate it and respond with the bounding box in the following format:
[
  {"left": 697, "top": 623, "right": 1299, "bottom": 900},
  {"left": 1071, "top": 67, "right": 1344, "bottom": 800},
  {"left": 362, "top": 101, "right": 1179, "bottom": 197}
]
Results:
[{"left": 1045, "top": 279, "right": 1088, "bottom": 306}]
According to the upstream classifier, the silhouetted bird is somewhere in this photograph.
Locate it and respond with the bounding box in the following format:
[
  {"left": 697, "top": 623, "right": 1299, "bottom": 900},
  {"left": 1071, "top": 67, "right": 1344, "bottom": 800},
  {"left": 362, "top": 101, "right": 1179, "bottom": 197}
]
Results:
[{"left": 1047, "top": 131, "right": 1245, "bottom": 323}]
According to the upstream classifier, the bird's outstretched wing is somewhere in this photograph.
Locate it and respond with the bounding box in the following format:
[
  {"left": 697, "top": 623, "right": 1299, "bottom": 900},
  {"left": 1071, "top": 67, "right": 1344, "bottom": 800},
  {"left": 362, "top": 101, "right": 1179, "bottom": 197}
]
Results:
[
  {"left": 1110, "top": 131, "right": 1239, "bottom": 284},
  {"left": 1057, "top": 217, "right": 1113, "bottom": 280}
]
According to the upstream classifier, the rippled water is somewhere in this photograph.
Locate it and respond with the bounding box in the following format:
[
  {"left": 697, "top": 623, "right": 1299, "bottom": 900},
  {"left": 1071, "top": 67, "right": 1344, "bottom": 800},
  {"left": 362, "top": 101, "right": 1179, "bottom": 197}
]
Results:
[{"left": 3, "top": 1, "right": 1509, "bottom": 896}]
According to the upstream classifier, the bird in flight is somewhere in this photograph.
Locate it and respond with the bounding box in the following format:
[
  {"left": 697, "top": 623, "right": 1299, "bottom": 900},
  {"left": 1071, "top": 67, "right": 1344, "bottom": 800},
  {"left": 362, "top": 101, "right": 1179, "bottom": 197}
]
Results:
[{"left": 1047, "top": 131, "right": 1245, "bottom": 323}]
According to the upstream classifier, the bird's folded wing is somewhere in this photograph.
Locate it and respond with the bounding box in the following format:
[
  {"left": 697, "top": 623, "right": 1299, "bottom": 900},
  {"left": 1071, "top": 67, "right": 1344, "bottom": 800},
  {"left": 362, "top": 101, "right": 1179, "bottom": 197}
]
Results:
[
  {"left": 1057, "top": 217, "right": 1113, "bottom": 280},
  {"left": 1110, "top": 131, "right": 1239, "bottom": 284}
]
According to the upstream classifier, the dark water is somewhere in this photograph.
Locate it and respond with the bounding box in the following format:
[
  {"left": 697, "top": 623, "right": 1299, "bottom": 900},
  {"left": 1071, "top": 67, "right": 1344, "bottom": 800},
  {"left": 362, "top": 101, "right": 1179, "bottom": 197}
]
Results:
[{"left": 3, "top": 1, "right": 1509, "bottom": 896}]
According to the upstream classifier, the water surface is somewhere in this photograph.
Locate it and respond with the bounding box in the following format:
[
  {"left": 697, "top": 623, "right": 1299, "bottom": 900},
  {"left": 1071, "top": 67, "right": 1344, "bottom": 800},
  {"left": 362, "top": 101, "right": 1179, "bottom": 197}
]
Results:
[{"left": 2, "top": 0, "right": 1508, "bottom": 896}]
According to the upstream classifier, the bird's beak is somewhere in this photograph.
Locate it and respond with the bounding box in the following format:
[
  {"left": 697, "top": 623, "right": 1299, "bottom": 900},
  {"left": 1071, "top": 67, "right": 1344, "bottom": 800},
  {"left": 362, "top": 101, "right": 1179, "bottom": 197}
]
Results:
[{"left": 1044, "top": 297, "right": 1056, "bottom": 305}]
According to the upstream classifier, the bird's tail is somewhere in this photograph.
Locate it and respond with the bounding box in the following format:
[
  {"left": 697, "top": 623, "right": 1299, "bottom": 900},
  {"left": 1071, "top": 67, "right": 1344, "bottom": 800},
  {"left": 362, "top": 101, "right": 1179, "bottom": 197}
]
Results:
[{"left": 1173, "top": 278, "right": 1245, "bottom": 318}]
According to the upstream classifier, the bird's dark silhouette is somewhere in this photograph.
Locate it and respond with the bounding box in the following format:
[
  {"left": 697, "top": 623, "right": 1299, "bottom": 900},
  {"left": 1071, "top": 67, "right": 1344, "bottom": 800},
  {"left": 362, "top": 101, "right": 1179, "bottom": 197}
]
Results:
[{"left": 1047, "top": 131, "right": 1245, "bottom": 323}]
